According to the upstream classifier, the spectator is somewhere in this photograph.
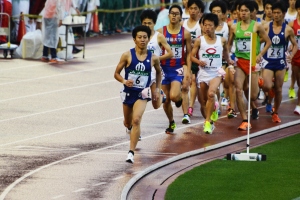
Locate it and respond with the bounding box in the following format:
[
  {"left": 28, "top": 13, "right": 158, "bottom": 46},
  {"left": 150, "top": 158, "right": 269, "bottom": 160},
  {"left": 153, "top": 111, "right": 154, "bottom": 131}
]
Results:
[{"left": 0, "top": 0, "right": 12, "bottom": 44}]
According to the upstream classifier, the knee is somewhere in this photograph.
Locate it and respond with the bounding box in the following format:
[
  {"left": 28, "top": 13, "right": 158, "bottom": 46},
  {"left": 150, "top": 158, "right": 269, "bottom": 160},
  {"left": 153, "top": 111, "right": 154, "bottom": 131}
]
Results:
[
  {"left": 207, "top": 90, "right": 215, "bottom": 100},
  {"left": 132, "top": 117, "right": 141, "bottom": 126}
]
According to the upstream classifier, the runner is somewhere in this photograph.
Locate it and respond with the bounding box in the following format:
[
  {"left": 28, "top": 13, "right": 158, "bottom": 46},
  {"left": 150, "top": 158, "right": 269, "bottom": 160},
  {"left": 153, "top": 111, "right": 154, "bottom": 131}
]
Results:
[
  {"left": 262, "top": 2, "right": 297, "bottom": 122},
  {"left": 157, "top": 4, "right": 192, "bottom": 133},
  {"left": 209, "top": 0, "right": 229, "bottom": 108},
  {"left": 114, "top": 25, "right": 161, "bottom": 163},
  {"left": 181, "top": 0, "right": 204, "bottom": 117},
  {"left": 228, "top": 0, "right": 271, "bottom": 130},
  {"left": 191, "top": 13, "right": 233, "bottom": 134},
  {"left": 285, "top": 0, "right": 298, "bottom": 97},
  {"left": 182, "top": 0, "right": 190, "bottom": 21},
  {"left": 288, "top": 0, "right": 300, "bottom": 114},
  {"left": 140, "top": 9, "right": 173, "bottom": 110}
]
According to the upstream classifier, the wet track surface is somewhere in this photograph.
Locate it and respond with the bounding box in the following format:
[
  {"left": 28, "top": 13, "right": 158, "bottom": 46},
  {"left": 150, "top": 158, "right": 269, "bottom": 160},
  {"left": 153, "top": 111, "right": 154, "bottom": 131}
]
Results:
[{"left": 0, "top": 33, "right": 299, "bottom": 200}]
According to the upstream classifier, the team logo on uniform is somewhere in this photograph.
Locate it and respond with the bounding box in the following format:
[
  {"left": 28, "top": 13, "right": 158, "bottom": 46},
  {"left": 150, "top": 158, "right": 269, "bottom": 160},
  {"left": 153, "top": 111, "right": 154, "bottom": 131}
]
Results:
[
  {"left": 272, "top": 35, "right": 280, "bottom": 44},
  {"left": 206, "top": 48, "right": 217, "bottom": 54},
  {"left": 244, "top": 31, "right": 251, "bottom": 36},
  {"left": 297, "top": 29, "right": 300, "bottom": 35},
  {"left": 136, "top": 62, "right": 146, "bottom": 71}
]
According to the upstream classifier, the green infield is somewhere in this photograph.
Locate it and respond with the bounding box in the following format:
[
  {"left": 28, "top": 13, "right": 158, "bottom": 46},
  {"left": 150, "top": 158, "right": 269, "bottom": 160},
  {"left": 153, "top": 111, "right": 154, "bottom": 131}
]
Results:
[{"left": 165, "top": 133, "right": 300, "bottom": 200}]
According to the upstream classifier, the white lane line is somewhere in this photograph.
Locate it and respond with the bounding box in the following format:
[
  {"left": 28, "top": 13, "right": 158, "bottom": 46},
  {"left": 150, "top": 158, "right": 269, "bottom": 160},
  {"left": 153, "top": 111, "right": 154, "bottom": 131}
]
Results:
[
  {"left": 0, "top": 51, "right": 124, "bottom": 72},
  {"left": 0, "top": 96, "right": 119, "bottom": 123},
  {"left": 73, "top": 188, "right": 87, "bottom": 193},
  {"left": 51, "top": 195, "right": 65, "bottom": 199},
  {"left": 93, "top": 182, "right": 106, "bottom": 187},
  {"left": 0, "top": 106, "right": 165, "bottom": 148},
  {"left": 0, "top": 64, "right": 116, "bottom": 86},
  {"left": 0, "top": 81, "right": 118, "bottom": 103},
  {"left": 113, "top": 176, "right": 125, "bottom": 181},
  {"left": 0, "top": 121, "right": 193, "bottom": 200}
]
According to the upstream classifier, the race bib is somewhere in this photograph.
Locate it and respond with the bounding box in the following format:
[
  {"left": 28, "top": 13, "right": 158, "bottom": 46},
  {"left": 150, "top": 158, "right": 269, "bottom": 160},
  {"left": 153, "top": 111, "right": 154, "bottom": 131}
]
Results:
[
  {"left": 128, "top": 73, "right": 149, "bottom": 89},
  {"left": 267, "top": 47, "right": 284, "bottom": 59},
  {"left": 237, "top": 39, "right": 250, "bottom": 52},
  {"left": 176, "top": 67, "right": 184, "bottom": 76},
  {"left": 258, "top": 57, "right": 269, "bottom": 69},
  {"left": 171, "top": 45, "right": 183, "bottom": 59}
]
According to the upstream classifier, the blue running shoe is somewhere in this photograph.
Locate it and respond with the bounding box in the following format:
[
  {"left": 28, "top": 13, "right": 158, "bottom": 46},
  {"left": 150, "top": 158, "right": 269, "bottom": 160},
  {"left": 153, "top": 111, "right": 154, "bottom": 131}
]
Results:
[{"left": 266, "top": 104, "right": 273, "bottom": 113}]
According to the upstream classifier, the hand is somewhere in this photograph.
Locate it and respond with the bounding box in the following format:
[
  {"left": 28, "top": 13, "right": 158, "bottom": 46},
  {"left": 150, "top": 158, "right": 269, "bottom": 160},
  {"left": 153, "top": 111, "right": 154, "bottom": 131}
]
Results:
[
  {"left": 256, "top": 54, "right": 262, "bottom": 64},
  {"left": 227, "top": 59, "right": 234, "bottom": 66},
  {"left": 153, "top": 88, "right": 160, "bottom": 101},
  {"left": 58, "top": 20, "right": 62, "bottom": 27},
  {"left": 198, "top": 60, "right": 207, "bottom": 67},
  {"left": 124, "top": 79, "right": 134, "bottom": 87}
]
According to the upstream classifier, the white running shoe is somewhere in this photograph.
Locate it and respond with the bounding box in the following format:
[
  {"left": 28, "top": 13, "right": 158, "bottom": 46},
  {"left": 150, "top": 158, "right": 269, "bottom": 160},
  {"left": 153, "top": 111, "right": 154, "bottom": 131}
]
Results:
[
  {"left": 258, "top": 90, "right": 265, "bottom": 100},
  {"left": 294, "top": 105, "right": 300, "bottom": 115},
  {"left": 126, "top": 126, "right": 132, "bottom": 134},
  {"left": 221, "top": 97, "right": 228, "bottom": 106},
  {"left": 126, "top": 152, "right": 134, "bottom": 163},
  {"left": 182, "top": 114, "right": 191, "bottom": 124}
]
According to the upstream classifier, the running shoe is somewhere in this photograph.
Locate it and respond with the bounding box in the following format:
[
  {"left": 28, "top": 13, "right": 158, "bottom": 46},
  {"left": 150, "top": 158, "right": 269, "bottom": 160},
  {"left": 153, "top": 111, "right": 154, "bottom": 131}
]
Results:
[
  {"left": 182, "top": 114, "right": 191, "bottom": 124},
  {"left": 210, "top": 111, "right": 218, "bottom": 122},
  {"left": 175, "top": 98, "right": 182, "bottom": 108},
  {"left": 258, "top": 77, "right": 264, "bottom": 88},
  {"left": 227, "top": 108, "right": 237, "bottom": 119},
  {"left": 41, "top": 57, "right": 49, "bottom": 62},
  {"left": 238, "top": 122, "right": 252, "bottom": 130},
  {"left": 165, "top": 121, "right": 176, "bottom": 134},
  {"left": 266, "top": 104, "right": 273, "bottom": 113},
  {"left": 126, "top": 152, "right": 134, "bottom": 163},
  {"left": 251, "top": 108, "right": 259, "bottom": 120},
  {"left": 269, "top": 88, "right": 275, "bottom": 98},
  {"left": 161, "top": 89, "right": 166, "bottom": 103},
  {"left": 221, "top": 97, "right": 228, "bottom": 106},
  {"left": 258, "top": 89, "right": 265, "bottom": 100},
  {"left": 284, "top": 71, "right": 288, "bottom": 82},
  {"left": 188, "top": 107, "right": 193, "bottom": 116},
  {"left": 126, "top": 126, "right": 132, "bottom": 134},
  {"left": 203, "top": 121, "right": 215, "bottom": 134},
  {"left": 294, "top": 105, "right": 300, "bottom": 115},
  {"left": 289, "top": 88, "right": 296, "bottom": 98},
  {"left": 272, "top": 113, "right": 281, "bottom": 123},
  {"left": 49, "top": 58, "right": 63, "bottom": 64}
]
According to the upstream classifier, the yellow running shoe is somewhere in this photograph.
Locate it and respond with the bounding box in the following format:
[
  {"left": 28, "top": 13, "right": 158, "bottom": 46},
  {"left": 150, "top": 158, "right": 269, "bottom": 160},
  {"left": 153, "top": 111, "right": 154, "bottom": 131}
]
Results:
[{"left": 289, "top": 88, "right": 296, "bottom": 98}]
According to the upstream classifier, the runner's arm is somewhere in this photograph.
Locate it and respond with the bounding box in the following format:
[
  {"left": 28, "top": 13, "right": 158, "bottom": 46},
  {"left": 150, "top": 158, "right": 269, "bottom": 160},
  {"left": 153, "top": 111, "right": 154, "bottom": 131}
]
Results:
[
  {"left": 114, "top": 52, "right": 132, "bottom": 87},
  {"left": 256, "top": 23, "right": 271, "bottom": 63},
  {"left": 158, "top": 33, "right": 174, "bottom": 60},
  {"left": 287, "top": 26, "right": 298, "bottom": 61},
  {"left": 153, "top": 55, "right": 162, "bottom": 101}
]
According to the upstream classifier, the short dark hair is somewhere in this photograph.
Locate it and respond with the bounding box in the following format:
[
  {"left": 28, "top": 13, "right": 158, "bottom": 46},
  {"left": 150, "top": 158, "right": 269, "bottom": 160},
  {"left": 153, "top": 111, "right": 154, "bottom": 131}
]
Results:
[
  {"left": 239, "top": 0, "right": 255, "bottom": 13},
  {"left": 264, "top": 0, "right": 273, "bottom": 8},
  {"left": 272, "top": 1, "right": 288, "bottom": 13},
  {"left": 296, "top": 0, "right": 300, "bottom": 9},
  {"left": 169, "top": 4, "right": 183, "bottom": 16},
  {"left": 132, "top": 25, "right": 151, "bottom": 39},
  {"left": 209, "top": 0, "right": 227, "bottom": 14},
  {"left": 250, "top": 0, "right": 259, "bottom": 12},
  {"left": 187, "top": 0, "right": 205, "bottom": 13},
  {"left": 202, "top": 13, "right": 219, "bottom": 27},
  {"left": 140, "top": 9, "right": 158, "bottom": 24}
]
